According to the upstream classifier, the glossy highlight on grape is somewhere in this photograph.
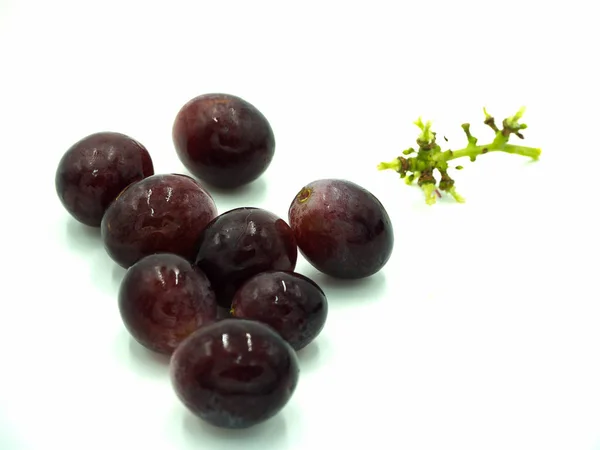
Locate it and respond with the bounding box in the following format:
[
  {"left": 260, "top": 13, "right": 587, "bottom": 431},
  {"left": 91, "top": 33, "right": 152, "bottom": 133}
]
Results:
[
  {"left": 170, "top": 319, "right": 299, "bottom": 429},
  {"left": 172, "top": 93, "right": 275, "bottom": 189},
  {"left": 118, "top": 253, "right": 217, "bottom": 355},
  {"left": 231, "top": 271, "right": 328, "bottom": 350},
  {"left": 55, "top": 131, "right": 154, "bottom": 227},
  {"left": 288, "top": 179, "right": 394, "bottom": 279},
  {"left": 194, "top": 207, "right": 298, "bottom": 308},
  {"left": 101, "top": 173, "right": 218, "bottom": 268}
]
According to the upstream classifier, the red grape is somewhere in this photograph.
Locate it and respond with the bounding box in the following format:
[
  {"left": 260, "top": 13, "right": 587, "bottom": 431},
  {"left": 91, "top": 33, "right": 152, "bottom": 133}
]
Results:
[
  {"left": 101, "top": 174, "right": 218, "bottom": 268},
  {"left": 288, "top": 179, "right": 394, "bottom": 279},
  {"left": 55, "top": 131, "right": 154, "bottom": 227},
  {"left": 194, "top": 207, "right": 297, "bottom": 308},
  {"left": 170, "top": 319, "right": 299, "bottom": 429},
  {"left": 172, "top": 93, "right": 275, "bottom": 189},
  {"left": 231, "top": 271, "right": 327, "bottom": 350},
  {"left": 118, "top": 253, "right": 217, "bottom": 355}
]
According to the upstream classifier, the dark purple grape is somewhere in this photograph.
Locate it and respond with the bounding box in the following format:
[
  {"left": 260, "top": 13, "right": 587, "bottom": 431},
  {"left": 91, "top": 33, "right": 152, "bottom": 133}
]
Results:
[
  {"left": 170, "top": 319, "right": 299, "bottom": 429},
  {"left": 231, "top": 271, "right": 327, "bottom": 350},
  {"left": 194, "top": 207, "right": 298, "bottom": 309},
  {"left": 101, "top": 174, "right": 218, "bottom": 268},
  {"left": 288, "top": 179, "right": 394, "bottom": 279},
  {"left": 172, "top": 93, "right": 275, "bottom": 189},
  {"left": 118, "top": 253, "right": 217, "bottom": 355},
  {"left": 55, "top": 131, "right": 154, "bottom": 227}
]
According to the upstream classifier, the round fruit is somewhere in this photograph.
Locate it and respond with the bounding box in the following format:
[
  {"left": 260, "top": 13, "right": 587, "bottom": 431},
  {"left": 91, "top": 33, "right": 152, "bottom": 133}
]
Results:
[
  {"left": 288, "top": 179, "right": 394, "bottom": 279},
  {"left": 118, "top": 253, "right": 217, "bottom": 355},
  {"left": 194, "top": 207, "right": 298, "bottom": 308},
  {"left": 55, "top": 131, "right": 154, "bottom": 227},
  {"left": 172, "top": 93, "right": 275, "bottom": 189},
  {"left": 101, "top": 173, "right": 218, "bottom": 268},
  {"left": 231, "top": 271, "right": 328, "bottom": 350},
  {"left": 170, "top": 319, "right": 299, "bottom": 429}
]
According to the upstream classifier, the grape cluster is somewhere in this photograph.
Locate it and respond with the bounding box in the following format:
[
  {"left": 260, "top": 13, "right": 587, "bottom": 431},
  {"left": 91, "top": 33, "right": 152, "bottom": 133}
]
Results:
[{"left": 55, "top": 92, "right": 394, "bottom": 430}]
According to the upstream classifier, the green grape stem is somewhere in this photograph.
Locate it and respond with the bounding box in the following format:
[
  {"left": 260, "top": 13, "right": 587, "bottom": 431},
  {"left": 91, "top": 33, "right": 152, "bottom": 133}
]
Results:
[
  {"left": 377, "top": 107, "right": 541, "bottom": 205},
  {"left": 446, "top": 143, "right": 541, "bottom": 161}
]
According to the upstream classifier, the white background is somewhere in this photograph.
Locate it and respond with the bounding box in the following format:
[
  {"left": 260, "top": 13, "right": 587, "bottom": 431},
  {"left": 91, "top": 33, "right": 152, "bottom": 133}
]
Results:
[{"left": 1, "top": 1, "right": 599, "bottom": 449}]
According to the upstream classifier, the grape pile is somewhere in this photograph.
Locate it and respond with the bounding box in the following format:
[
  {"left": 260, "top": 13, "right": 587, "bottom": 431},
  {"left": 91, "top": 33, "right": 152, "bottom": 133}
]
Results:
[{"left": 55, "top": 92, "right": 394, "bottom": 430}]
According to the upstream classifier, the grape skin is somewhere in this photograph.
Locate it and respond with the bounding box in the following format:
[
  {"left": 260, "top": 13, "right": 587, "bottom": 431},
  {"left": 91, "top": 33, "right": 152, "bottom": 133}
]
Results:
[
  {"left": 172, "top": 93, "right": 275, "bottom": 189},
  {"left": 288, "top": 179, "right": 394, "bottom": 279},
  {"left": 231, "top": 270, "right": 328, "bottom": 350},
  {"left": 55, "top": 131, "right": 154, "bottom": 227},
  {"left": 118, "top": 253, "right": 217, "bottom": 355},
  {"left": 101, "top": 174, "right": 218, "bottom": 268},
  {"left": 170, "top": 319, "right": 299, "bottom": 429},
  {"left": 194, "top": 207, "right": 298, "bottom": 308}
]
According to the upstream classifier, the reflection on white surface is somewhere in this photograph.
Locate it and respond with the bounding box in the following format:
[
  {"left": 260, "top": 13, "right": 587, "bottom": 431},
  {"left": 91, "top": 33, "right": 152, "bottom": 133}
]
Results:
[
  {"left": 146, "top": 188, "right": 155, "bottom": 215},
  {"left": 221, "top": 333, "right": 230, "bottom": 350},
  {"left": 248, "top": 220, "right": 257, "bottom": 235},
  {"left": 155, "top": 266, "right": 166, "bottom": 287},
  {"left": 173, "top": 267, "right": 180, "bottom": 285},
  {"left": 246, "top": 333, "right": 253, "bottom": 352}
]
